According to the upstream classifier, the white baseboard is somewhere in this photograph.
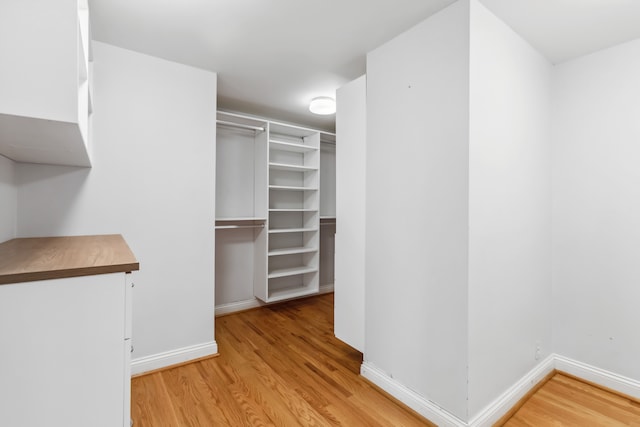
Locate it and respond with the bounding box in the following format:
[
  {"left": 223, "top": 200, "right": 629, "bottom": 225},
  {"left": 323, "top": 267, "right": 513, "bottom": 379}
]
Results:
[
  {"left": 554, "top": 355, "right": 640, "bottom": 400},
  {"left": 131, "top": 341, "right": 218, "bottom": 376},
  {"left": 468, "top": 354, "right": 555, "bottom": 426},
  {"left": 215, "top": 298, "right": 266, "bottom": 316},
  {"left": 215, "top": 284, "right": 335, "bottom": 317},
  {"left": 318, "top": 283, "right": 335, "bottom": 294},
  {"left": 362, "top": 354, "right": 640, "bottom": 426},
  {"left": 360, "top": 362, "right": 467, "bottom": 427}
]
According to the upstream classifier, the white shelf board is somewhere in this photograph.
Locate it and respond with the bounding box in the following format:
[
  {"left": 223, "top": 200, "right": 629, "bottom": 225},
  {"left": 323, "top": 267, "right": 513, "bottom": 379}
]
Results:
[
  {"left": 268, "top": 247, "right": 318, "bottom": 256},
  {"left": 270, "top": 121, "right": 320, "bottom": 138},
  {"left": 215, "top": 217, "right": 266, "bottom": 222},
  {"left": 269, "top": 209, "right": 316, "bottom": 212},
  {"left": 267, "top": 285, "right": 319, "bottom": 303},
  {"left": 320, "top": 216, "right": 336, "bottom": 220},
  {"left": 269, "top": 185, "right": 318, "bottom": 191},
  {"left": 269, "top": 139, "right": 318, "bottom": 153},
  {"left": 268, "top": 266, "right": 317, "bottom": 279},
  {"left": 268, "top": 227, "right": 318, "bottom": 234},
  {"left": 269, "top": 162, "right": 318, "bottom": 173}
]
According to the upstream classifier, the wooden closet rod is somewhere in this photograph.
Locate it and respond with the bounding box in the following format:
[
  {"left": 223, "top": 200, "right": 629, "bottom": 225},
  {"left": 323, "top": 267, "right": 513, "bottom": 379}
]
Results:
[{"left": 216, "top": 120, "right": 265, "bottom": 132}]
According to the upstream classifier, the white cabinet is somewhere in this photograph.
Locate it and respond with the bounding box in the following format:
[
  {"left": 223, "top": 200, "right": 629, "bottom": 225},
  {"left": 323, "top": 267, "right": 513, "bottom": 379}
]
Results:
[
  {"left": 335, "top": 75, "right": 366, "bottom": 352},
  {"left": 0, "top": 0, "right": 92, "bottom": 166},
  {"left": 0, "top": 272, "right": 134, "bottom": 427}
]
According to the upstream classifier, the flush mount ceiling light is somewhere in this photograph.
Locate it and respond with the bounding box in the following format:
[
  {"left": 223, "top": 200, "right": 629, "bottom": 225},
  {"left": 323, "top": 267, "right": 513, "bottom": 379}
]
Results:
[{"left": 309, "top": 96, "right": 336, "bottom": 115}]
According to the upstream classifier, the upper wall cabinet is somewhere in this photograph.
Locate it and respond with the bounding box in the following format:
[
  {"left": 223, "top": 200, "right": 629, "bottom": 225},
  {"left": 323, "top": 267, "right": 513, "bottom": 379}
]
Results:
[{"left": 0, "top": 0, "right": 92, "bottom": 167}]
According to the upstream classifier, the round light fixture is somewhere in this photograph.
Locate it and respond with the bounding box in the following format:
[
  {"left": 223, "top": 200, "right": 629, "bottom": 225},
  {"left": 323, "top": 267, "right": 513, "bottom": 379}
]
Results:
[{"left": 309, "top": 96, "right": 336, "bottom": 115}]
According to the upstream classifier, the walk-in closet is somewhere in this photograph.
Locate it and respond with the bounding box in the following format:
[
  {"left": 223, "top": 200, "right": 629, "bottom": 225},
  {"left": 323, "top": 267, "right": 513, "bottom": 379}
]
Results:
[{"left": 215, "top": 111, "right": 336, "bottom": 315}]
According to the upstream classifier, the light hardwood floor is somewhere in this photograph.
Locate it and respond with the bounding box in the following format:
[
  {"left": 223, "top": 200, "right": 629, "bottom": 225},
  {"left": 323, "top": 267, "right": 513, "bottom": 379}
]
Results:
[
  {"left": 131, "top": 294, "right": 433, "bottom": 426},
  {"left": 132, "top": 294, "right": 640, "bottom": 426},
  {"left": 502, "top": 373, "right": 640, "bottom": 426}
]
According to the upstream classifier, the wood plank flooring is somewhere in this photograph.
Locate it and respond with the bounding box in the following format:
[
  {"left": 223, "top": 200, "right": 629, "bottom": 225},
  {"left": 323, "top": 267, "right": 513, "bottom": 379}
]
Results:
[
  {"left": 131, "top": 294, "right": 433, "bottom": 426},
  {"left": 502, "top": 373, "right": 640, "bottom": 426},
  {"left": 132, "top": 294, "right": 640, "bottom": 426}
]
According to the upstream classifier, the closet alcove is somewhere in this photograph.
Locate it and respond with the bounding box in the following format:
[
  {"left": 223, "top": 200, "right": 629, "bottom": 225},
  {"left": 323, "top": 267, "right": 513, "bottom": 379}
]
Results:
[{"left": 214, "top": 111, "right": 336, "bottom": 314}]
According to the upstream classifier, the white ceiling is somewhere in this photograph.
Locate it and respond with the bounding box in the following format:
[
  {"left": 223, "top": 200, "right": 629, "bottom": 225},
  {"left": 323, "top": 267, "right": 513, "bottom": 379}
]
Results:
[
  {"left": 89, "top": 0, "right": 640, "bottom": 132},
  {"left": 481, "top": 0, "right": 640, "bottom": 64}
]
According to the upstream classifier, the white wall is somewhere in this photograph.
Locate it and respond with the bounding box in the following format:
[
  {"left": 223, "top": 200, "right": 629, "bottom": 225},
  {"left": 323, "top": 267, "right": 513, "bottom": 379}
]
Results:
[
  {"left": 365, "top": 1, "right": 470, "bottom": 418},
  {"left": 552, "top": 38, "right": 640, "bottom": 381},
  {"left": 16, "top": 42, "right": 218, "bottom": 367},
  {"left": 467, "top": 0, "right": 552, "bottom": 417},
  {"left": 335, "top": 75, "right": 366, "bottom": 352},
  {"left": 0, "top": 155, "right": 16, "bottom": 242}
]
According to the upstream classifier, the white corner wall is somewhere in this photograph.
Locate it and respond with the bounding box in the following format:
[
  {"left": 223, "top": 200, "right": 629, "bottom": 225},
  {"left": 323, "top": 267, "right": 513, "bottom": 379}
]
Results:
[
  {"left": 552, "top": 38, "right": 640, "bottom": 381},
  {"left": 16, "top": 42, "right": 218, "bottom": 368},
  {"left": 365, "top": 0, "right": 470, "bottom": 418},
  {"left": 335, "top": 75, "right": 366, "bottom": 352},
  {"left": 467, "top": 0, "right": 552, "bottom": 418},
  {"left": 0, "top": 155, "right": 16, "bottom": 242}
]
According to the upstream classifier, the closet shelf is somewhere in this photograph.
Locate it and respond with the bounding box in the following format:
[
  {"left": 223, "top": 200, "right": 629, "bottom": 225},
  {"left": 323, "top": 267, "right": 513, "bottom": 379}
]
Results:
[
  {"left": 269, "top": 139, "right": 318, "bottom": 153},
  {"left": 269, "top": 162, "right": 318, "bottom": 172},
  {"left": 216, "top": 217, "right": 266, "bottom": 222},
  {"left": 268, "top": 266, "right": 317, "bottom": 279},
  {"left": 269, "top": 185, "right": 318, "bottom": 191},
  {"left": 268, "top": 227, "right": 318, "bottom": 234},
  {"left": 216, "top": 224, "right": 264, "bottom": 230},
  {"left": 268, "top": 247, "right": 318, "bottom": 256},
  {"left": 269, "top": 209, "right": 316, "bottom": 213}
]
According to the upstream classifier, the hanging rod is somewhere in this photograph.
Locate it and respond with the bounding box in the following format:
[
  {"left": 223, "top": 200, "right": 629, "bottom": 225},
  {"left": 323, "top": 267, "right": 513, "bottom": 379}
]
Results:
[
  {"left": 320, "top": 222, "right": 336, "bottom": 226},
  {"left": 216, "top": 120, "right": 265, "bottom": 132},
  {"left": 215, "top": 224, "right": 265, "bottom": 230}
]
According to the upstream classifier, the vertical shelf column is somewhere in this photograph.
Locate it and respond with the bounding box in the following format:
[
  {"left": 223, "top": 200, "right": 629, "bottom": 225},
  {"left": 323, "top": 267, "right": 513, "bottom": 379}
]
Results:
[{"left": 262, "top": 123, "right": 321, "bottom": 302}]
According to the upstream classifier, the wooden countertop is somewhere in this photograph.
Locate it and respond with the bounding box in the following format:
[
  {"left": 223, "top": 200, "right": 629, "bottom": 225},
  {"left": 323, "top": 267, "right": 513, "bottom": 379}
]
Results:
[{"left": 0, "top": 235, "right": 139, "bottom": 285}]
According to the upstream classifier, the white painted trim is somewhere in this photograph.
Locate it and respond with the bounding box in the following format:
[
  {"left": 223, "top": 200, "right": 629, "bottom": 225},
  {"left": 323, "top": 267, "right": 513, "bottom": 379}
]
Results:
[
  {"left": 468, "top": 354, "right": 555, "bottom": 426},
  {"left": 318, "top": 283, "right": 335, "bottom": 294},
  {"left": 214, "top": 284, "right": 335, "bottom": 317},
  {"left": 131, "top": 341, "right": 218, "bottom": 376},
  {"left": 215, "top": 298, "right": 265, "bottom": 316},
  {"left": 362, "top": 354, "right": 640, "bottom": 426},
  {"left": 554, "top": 355, "right": 640, "bottom": 400},
  {"left": 361, "top": 362, "right": 467, "bottom": 427}
]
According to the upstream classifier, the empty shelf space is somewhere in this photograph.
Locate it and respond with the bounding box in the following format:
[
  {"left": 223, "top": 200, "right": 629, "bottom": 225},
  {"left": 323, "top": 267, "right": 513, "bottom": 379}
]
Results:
[
  {"left": 269, "top": 185, "right": 318, "bottom": 191},
  {"left": 267, "top": 285, "right": 318, "bottom": 302},
  {"left": 270, "top": 139, "right": 318, "bottom": 153},
  {"left": 268, "top": 266, "right": 317, "bottom": 279},
  {"left": 268, "top": 247, "right": 318, "bottom": 256},
  {"left": 269, "top": 162, "right": 318, "bottom": 172},
  {"left": 268, "top": 227, "right": 318, "bottom": 234}
]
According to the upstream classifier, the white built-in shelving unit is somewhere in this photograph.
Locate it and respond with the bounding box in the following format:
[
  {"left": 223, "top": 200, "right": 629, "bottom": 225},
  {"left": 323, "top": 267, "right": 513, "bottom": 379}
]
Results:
[
  {"left": 215, "top": 111, "right": 334, "bottom": 308},
  {"left": 214, "top": 112, "right": 269, "bottom": 306},
  {"left": 263, "top": 122, "right": 321, "bottom": 302},
  {"left": 0, "top": 0, "right": 93, "bottom": 167}
]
